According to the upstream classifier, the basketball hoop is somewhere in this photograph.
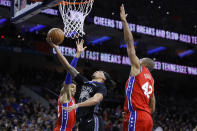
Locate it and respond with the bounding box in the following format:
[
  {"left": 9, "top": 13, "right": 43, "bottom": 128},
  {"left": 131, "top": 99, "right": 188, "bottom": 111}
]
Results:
[{"left": 59, "top": 0, "right": 94, "bottom": 39}]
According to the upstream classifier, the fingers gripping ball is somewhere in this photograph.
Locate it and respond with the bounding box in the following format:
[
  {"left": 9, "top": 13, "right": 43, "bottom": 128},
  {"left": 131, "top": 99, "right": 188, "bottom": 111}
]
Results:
[{"left": 47, "top": 28, "right": 64, "bottom": 45}]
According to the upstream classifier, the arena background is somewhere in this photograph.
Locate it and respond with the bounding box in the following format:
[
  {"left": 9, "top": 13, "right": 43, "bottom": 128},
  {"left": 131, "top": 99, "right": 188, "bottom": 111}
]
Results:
[{"left": 0, "top": 0, "right": 197, "bottom": 130}]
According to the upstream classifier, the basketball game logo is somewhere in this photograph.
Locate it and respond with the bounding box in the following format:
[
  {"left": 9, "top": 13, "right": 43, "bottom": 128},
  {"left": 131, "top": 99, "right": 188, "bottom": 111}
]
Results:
[
  {"left": 79, "top": 86, "right": 93, "bottom": 100},
  {"left": 79, "top": 90, "right": 90, "bottom": 100}
]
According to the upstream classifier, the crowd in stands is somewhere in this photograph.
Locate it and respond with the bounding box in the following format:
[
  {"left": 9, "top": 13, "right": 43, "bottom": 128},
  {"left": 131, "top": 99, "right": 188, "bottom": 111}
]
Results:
[
  {"left": 0, "top": 73, "right": 57, "bottom": 131},
  {"left": 0, "top": 69, "right": 197, "bottom": 131},
  {"left": 153, "top": 97, "right": 197, "bottom": 131}
]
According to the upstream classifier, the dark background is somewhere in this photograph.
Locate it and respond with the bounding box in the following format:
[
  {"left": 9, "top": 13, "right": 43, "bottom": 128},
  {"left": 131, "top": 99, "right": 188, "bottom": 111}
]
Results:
[{"left": 0, "top": 0, "right": 197, "bottom": 130}]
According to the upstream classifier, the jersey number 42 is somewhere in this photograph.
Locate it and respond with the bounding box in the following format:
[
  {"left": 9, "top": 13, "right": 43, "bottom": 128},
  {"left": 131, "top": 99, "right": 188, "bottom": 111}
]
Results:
[{"left": 142, "top": 82, "right": 152, "bottom": 99}]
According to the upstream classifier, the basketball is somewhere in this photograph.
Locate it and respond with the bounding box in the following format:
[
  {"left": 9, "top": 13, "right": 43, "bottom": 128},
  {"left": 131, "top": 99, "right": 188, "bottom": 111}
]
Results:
[{"left": 47, "top": 28, "right": 64, "bottom": 45}]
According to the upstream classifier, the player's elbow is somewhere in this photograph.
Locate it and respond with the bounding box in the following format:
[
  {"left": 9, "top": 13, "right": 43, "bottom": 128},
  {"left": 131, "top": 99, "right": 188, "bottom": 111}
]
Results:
[
  {"left": 91, "top": 99, "right": 100, "bottom": 105},
  {"left": 150, "top": 107, "right": 155, "bottom": 114},
  {"left": 127, "top": 49, "right": 136, "bottom": 58},
  {"left": 149, "top": 94, "right": 156, "bottom": 114},
  {"left": 150, "top": 102, "right": 156, "bottom": 114},
  {"left": 130, "top": 51, "right": 136, "bottom": 56},
  {"left": 93, "top": 95, "right": 103, "bottom": 105}
]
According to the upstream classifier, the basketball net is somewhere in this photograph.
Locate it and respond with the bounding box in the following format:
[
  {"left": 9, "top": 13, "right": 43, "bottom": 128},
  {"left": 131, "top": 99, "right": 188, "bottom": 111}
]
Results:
[{"left": 59, "top": 0, "right": 94, "bottom": 39}]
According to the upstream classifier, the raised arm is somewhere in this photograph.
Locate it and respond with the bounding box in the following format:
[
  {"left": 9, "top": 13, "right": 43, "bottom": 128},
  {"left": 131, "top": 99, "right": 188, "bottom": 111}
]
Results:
[
  {"left": 65, "top": 39, "right": 87, "bottom": 84},
  {"left": 64, "top": 57, "right": 79, "bottom": 84},
  {"left": 47, "top": 37, "right": 86, "bottom": 78},
  {"left": 120, "top": 4, "right": 140, "bottom": 76}
]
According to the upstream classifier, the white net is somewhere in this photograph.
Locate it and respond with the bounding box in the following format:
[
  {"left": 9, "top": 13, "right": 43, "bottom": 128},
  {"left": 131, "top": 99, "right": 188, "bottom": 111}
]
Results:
[{"left": 59, "top": 0, "right": 94, "bottom": 39}]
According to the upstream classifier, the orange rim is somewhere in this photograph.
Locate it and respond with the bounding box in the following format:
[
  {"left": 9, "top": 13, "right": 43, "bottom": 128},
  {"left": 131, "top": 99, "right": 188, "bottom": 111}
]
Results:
[{"left": 58, "top": 0, "right": 93, "bottom": 5}]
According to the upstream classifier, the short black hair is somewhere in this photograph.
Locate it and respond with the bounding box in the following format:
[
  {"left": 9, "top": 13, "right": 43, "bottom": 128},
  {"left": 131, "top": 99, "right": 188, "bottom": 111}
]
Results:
[
  {"left": 103, "top": 71, "right": 116, "bottom": 88},
  {"left": 103, "top": 71, "right": 111, "bottom": 82}
]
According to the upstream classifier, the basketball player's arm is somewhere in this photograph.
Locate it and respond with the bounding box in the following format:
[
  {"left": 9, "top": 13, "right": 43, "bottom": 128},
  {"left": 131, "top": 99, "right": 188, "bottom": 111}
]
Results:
[
  {"left": 62, "top": 93, "right": 103, "bottom": 112},
  {"left": 64, "top": 39, "right": 86, "bottom": 85},
  {"left": 77, "top": 93, "right": 103, "bottom": 107},
  {"left": 60, "top": 40, "right": 86, "bottom": 95},
  {"left": 47, "top": 38, "right": 86, "bottom": 78},
  {"left": 149, "top": 93, "right": 156, "bottom": 114},
  {"left": 120, "top": 4, "right": 140, "bottom": 76}
]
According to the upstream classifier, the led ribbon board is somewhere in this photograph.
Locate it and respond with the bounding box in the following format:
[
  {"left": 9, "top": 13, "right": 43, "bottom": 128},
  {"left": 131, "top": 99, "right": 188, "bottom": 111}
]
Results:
[
  {"left": 1, "top": 0, "right": 196, "bottom": 44},
  {"left": 93, "top": 16, "right": 197, "bottom": 45},
  {"left": 53, "top": 46, "right": 197, "bottom": 76}
]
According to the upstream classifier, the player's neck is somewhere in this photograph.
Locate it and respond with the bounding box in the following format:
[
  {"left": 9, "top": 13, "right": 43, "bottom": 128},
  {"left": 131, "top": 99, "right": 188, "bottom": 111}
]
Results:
[{"left": 92, "top": 78, "right": 104, "bottom": 83}]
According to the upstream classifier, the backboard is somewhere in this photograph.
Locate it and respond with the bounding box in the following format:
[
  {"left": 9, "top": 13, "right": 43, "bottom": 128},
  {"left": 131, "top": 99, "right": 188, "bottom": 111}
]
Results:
[{"left": 11, "top": 0, "right": 62, "bottom": 24}]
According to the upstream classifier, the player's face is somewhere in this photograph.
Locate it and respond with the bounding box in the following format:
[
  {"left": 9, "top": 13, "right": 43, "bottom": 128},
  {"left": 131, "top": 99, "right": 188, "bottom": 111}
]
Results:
[
  {"left": 69, "top": 83, "right": 76, "bottom": 96},
  {"left": 92, "top": 71, "right": 106, "bottom": 81}
]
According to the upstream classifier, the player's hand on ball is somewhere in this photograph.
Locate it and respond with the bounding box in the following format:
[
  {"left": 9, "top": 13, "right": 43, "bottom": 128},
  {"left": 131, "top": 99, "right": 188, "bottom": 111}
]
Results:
[
  {"left": 120, "top": 4, "right": 128, "bottom": 22},
  {"left": 76, "top": 39, "right": 87, "bottom": 53},
  {"left": 46, "top": 37, "right": 58, "bottom": 48},
  {"left": 62, "top": 104, "right": 79, "bottom": 112}
]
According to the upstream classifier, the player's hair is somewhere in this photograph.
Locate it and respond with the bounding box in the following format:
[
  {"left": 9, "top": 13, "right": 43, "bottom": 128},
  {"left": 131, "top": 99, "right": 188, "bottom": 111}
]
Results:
[
  {"left": 142, "top": 58, "right": 155, "bottom": 72},
  {"left": 103, "top": 71, "right": 116, "bottom": 88},
  {"left": 91, "top": 70, "right": 116, "bottom": 87},
  {"left": 103, "top": 71, "right": 111, "bottom": 82}
]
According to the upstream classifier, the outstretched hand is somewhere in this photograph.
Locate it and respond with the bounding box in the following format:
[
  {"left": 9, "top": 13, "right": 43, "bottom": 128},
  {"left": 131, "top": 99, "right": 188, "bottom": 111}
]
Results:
[
  {"left": 46, "top": 37, "right": 58, "bottom": 49},
  {"left": 76, "top": 39, "right": 87, "bottom": 53},
  {"left": 62, "top": 104, "right": 79, "bottom": 112},
  {"left": 120, "top": 4, "right": 128, "bottom": 22}
]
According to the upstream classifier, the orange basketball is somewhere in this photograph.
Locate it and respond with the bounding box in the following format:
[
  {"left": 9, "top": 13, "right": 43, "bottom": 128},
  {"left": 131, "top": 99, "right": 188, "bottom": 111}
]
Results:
[{"left": 47, "top": 28, "right": 64, "bottom": 45}]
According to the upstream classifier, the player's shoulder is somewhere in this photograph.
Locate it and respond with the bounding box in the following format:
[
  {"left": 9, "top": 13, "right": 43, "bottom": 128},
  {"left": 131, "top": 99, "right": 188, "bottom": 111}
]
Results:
[
  {"left": 96, "top": 82, "right": 106, "bottom": 91},
  {"left": 91, "top": 81, "right": 106, "bottom": 89},
  {"left": 142, "top": 66, "right": 149, "bottom": 72},
  {"left": 88, "top": 81, "right": 105, "bottom": 86},
  {"left": 142, "top": 66, "right": 154, "bottom": 81},
  {"left": 142, "top": 66, "right": 152, "bottom": 75},
  {"left": 130, "top": 66, "right": 148, "bottom": 77},
  {"left": 95, "top": 82, "right": 107, "bottom": 96}
]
